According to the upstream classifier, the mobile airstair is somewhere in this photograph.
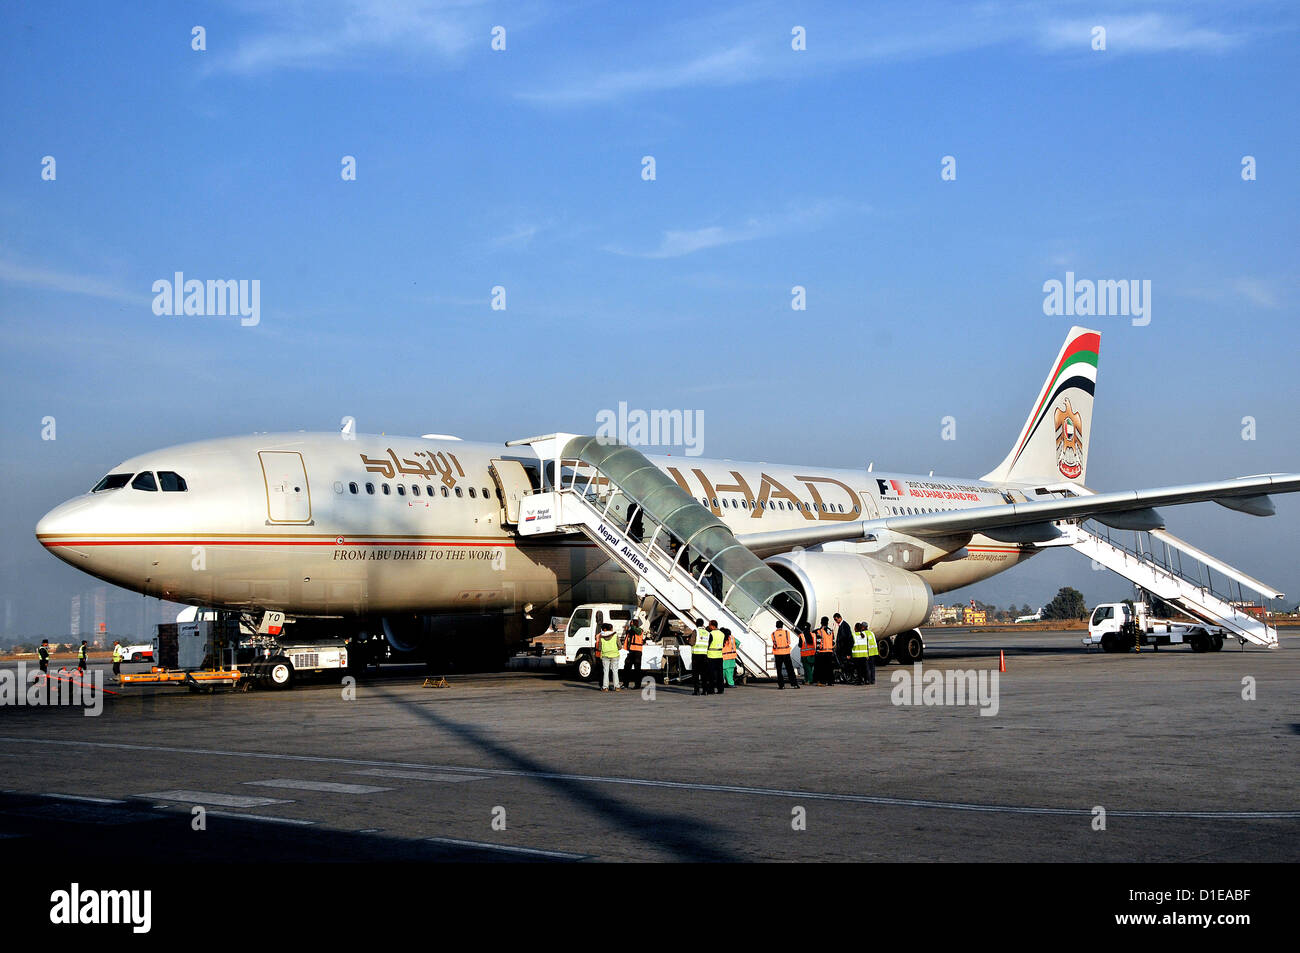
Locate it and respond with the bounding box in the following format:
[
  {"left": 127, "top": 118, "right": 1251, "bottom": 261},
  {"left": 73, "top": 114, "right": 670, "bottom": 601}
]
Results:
[
  {"left": 504, "top": 434, "right": 805, "bottom": 678},
  {"left": 1064, "top": 522, "right": 1279, "bottom": 648}
]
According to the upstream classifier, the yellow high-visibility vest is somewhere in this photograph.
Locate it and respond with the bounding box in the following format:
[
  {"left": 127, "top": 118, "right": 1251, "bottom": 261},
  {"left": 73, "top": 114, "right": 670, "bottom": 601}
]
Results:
[
  {"left": 707, "top": 629, "right": 725, "bottom": 659},
  {"left": 693, "top": 627, "right": 710, "bottom": 655},
  {"left": 866, "top": 630, "right": 879, "bottom": 657}
]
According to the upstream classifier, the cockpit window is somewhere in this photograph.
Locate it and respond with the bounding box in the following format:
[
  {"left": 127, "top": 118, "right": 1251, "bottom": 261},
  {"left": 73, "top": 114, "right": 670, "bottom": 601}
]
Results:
[
  {"left": 131, "top": 471, "right": 158, "bottom": 492},
  {"left": 92, "top": 473, "right": 133, "bottom": 492},
  {"left": 158, "top": 471, "right": 188, "bottom": 492}
]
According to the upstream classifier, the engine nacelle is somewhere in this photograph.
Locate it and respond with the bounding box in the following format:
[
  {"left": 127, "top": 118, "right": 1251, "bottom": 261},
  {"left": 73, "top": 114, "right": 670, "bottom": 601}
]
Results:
[{"left": 765, "top": 551, "right": 933, "bottom": 636}]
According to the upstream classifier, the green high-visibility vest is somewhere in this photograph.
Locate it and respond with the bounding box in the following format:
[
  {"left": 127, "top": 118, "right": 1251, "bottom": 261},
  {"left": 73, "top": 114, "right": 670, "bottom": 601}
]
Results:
[
  {"left": 866, "top": 630, "right": 879, "bottom": 657},
  {"left": 707, "top": 629, "right": 725, "bottom": 659},
  {"left": 693, "top": 627, "right": 710, "bottom": 655}
]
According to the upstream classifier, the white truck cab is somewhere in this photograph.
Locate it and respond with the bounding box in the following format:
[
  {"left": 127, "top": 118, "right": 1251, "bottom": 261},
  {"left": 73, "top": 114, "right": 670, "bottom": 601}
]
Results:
[
  {"left": 556, "top": 603, "right": 659, "bottom": 680},
  {"left": 1084, "top": 601, "right": 1226, "bottom": 653}
]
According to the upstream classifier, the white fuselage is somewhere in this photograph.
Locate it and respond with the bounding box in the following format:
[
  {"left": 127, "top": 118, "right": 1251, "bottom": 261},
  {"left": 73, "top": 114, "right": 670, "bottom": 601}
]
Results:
[{"left": 35, "top": 433, "right": 1033, "bottom": 620}]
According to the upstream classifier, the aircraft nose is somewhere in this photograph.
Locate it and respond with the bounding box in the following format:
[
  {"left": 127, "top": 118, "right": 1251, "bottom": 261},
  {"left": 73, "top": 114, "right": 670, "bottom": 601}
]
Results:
[{"left": 35, "top": 497, "right": 95, "bottom": 555}]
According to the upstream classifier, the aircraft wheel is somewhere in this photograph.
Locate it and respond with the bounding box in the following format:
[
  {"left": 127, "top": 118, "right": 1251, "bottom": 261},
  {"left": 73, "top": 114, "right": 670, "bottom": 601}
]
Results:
[
  {"left": 875, "top": 637, "right": 893, "bottom": 666},
  {"left": 894, "top": 631, "right": 924, "bottom": 665}
]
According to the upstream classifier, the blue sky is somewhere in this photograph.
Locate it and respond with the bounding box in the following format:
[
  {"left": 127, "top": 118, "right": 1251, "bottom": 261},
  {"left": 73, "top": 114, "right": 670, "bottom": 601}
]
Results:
[{"left": 2, "top": 0, "right": 1297, "bottom": 635}]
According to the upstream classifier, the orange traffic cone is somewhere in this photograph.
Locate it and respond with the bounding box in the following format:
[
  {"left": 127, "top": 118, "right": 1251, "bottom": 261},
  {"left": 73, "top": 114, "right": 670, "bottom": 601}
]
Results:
[{"left": 998, "top": 650, "right": 1006, "bottom": 673}]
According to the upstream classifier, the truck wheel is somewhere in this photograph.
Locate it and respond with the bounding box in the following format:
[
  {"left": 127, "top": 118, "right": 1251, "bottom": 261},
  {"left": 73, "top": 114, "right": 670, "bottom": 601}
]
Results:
[
  {"left": 1100, "top": 633, "right": 1117, "bottom": 653},
  {"left": 1188, "top": 632, "right": 1208, "bottom": 653},
  {"left": 267, "top": 656, "right": 295, "bottom": 689},
  {"left": 575, "top": 653, "right": 596, "bottom": 681},
  {"left": 875, "top": 637, "right": 892, "bottom": 666},
  {"left": 1210, "top": 634, "right": 1224, "bottom": 652},
  {"left": 894, "top": 631, "right": 924, "bottom": 665}
]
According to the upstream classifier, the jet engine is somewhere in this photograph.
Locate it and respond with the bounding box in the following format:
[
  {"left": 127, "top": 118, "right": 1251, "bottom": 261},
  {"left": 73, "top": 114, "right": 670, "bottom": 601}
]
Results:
[{"left": 765, "top": 551, "right": 933, "bottom": 636}]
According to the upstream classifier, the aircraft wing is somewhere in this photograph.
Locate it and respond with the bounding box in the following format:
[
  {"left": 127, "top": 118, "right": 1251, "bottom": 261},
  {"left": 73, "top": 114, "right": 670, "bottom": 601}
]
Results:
[{"left": 736, "top": 473, "right": 1300, "bottom": 556}]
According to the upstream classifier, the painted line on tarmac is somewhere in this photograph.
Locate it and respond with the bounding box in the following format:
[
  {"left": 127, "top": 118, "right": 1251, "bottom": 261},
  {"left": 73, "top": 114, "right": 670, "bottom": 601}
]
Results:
[
  {"left": 202, "top": 810, "right": 317, "bottom": 827},
  {"left": 245, "top": 779, "right": 393, "bottom": 794},
  {"left": 7, "top": 737, "right": 1299, "bottom": 820},
  {"left": 138, "top": 789, "right": 292, "bottom": 808},
  {"left": 354, "top": 768, "right": 489, "bottom": 783},
  {"left": 42, "top": 793, "right": 126, "bottom": 805},
  {"left": 426, "top": 836, "right": 589, "bottom": 860}
]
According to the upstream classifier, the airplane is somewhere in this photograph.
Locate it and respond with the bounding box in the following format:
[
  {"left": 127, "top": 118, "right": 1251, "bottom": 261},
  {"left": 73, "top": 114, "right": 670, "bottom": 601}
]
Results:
[{"left": 34, "top": 326, "right": 1299, "bottom": 669}]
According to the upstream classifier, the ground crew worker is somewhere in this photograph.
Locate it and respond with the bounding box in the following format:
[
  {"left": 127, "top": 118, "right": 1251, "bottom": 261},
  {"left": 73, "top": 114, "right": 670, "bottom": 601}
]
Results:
[
  {"left": 814, "top": 617, "right": 836, "bottom": 686},
  {"left": 721, "top": 628, "right": 738, "bottom": 687},
  {"left": 798, "top": 622, "right": 816, "bottom": 685},
  {"left": 851, "top": 623, "right": 871, "bottom": 685},
  {"left": 112, "top": 640, "right": 123, "bottom": 680},
  {"left": 772, "top": 623, "right": 799, "bottom": 689},
  {"left": 863, "top": 624, "right": 879, "bottom": 685},
  {"left": 707, "top": 622, "right": 726, "bottom": 694},
  {"left": 692, "top": 618, "right": 710, "bottom": 696},
  {"left": 38, "top": 639, "right": 50, "bottom": 678},
  {"left": 834, "top": 613, "right": 853, "bottom": 661},
  {"left": 77, "top": 640, "right": 88, "bottom": 674},
  {"left": 597, "top": 623, "right": 622, "bottom": 692},
  {"left": 622, "top": 618, "right": 645, "bottom": 687}
]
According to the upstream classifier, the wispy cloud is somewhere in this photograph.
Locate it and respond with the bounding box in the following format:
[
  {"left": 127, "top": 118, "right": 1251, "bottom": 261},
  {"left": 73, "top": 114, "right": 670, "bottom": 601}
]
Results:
[
  {"left": 1232, "top": 277, "right": 1281, "bottom": 309},
  {"left": 212, "top": 0, "right": 490, "bottom": 75},
  {"left": 1037, "top": 14, "right": 1243, "bottom": 52},
  {"left": 518, "top": 42, "right": 767, "bottom": 105},
  {"left": 521, "top": 3, "right": 1271, "bottom": 106},
  {"left": 0, "top": 257, "right": 147, "bottom": 306},
  {"left": 607, "top": 200, "right": 856, "bottom": 259},
  {"left": 491, "top": 222, "right": 542, "bottom": 248}
]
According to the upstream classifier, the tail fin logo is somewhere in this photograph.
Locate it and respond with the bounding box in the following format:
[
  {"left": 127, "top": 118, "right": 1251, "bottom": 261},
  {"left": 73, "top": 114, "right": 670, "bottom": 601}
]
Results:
[{"left": 1054, "top": 398, "right": 1085, "bottom": 479}]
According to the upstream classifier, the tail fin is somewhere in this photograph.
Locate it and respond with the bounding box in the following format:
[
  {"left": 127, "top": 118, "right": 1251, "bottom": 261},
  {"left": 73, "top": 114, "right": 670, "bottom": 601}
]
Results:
[{"left": 982, "top": 326, "right": 1100, "bottom": 486}]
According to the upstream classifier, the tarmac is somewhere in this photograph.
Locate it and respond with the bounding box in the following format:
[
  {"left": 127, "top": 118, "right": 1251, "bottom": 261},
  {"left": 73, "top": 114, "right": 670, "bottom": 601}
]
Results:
[{"left": 0, "top": 629, "right": 1295, "bottom": 862}]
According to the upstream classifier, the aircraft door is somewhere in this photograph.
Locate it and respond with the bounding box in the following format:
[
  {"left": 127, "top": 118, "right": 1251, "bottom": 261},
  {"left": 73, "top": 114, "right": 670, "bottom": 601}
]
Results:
[
  {"left": 490, "top": 458, "right": 536, "bottom": 525},
  {"left": 259, "top": 451, "right": 312, "bottom": 523},
  {"left": 858, "top": 489, "right": 880, "bottom": 520}
]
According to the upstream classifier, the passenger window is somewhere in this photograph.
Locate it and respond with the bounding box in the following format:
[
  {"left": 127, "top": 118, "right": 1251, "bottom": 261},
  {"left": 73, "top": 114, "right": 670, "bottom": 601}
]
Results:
[
  {"left": 349, "top": 482, "right": 358, "bottom": 494},
  {"left": 131, "top": 472, "right": 158, "bottom": 492},
  {"left": 711, "top": 499, "right": 718, "bottom": 508},
  {"left": 469, "top": 487, "right": 477, "bottom": 499},
  {"left": 397, "top": 485, "right": 406, "bottom": 496},
  {"left": 442, "top": 487, "right": 449, "bottom": 498},
  {"left": 455, "top": 487, "right": 463, "bottom": 498},
  {"left": 411, "top": 484, "right": 421, "bottom": 497},
  {"left": 382, "top": 484, "right": 391, "bottom": 495},
  {"left": 483, "top": 487, "right": 490, "bottom": 499},
  {"left": 721, "top": 499, "right": 729, "bottom": 508},
  {"left": 158, "top": 471, "right": 188, "bottom": 492},
  {"left": 92, "top": 473, "right": 133, "bottom": 492},
  {"left": 366, "top": 483, "right": 375, "bottom": 495}
]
